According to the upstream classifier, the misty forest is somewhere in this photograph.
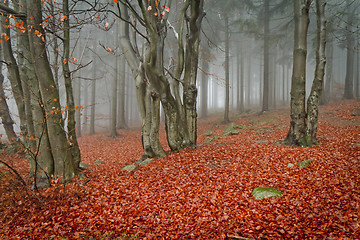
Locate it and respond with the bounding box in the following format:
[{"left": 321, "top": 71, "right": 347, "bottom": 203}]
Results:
[{"left": 0, "top": 0, "right": 359, "bottom": 239}]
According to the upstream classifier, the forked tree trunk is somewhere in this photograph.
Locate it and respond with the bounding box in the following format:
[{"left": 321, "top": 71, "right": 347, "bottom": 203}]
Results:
[
  {"left": 16, "top": 0, "right": 54, "bottom": 181},
  {"left": 285, "top": 0, "right": 309, "bottom": 146},
  {"left": 119, "top": 4, "right": 164, "bottom": 158},
  {"left": 27, "top": 0, "right": 76, "bottom": 181}
]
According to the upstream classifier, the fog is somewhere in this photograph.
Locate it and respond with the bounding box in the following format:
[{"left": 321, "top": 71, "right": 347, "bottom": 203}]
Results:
[{"left": 0, "top": 0, "right": 359, "bottom": 141}]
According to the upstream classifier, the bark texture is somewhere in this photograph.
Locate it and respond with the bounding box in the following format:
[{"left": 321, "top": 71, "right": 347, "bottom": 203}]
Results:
[
  {"left": 0, "top": 62, "right": 17, "bottom": 143},
  {"left": 285, "top": 0, "right": 310, "bottom": 146},
  {"left": 306, "top": 0, "right": 326, "bottom": 146},
  {"left": 27, "top": 0, "right": 77, "bottom": 181}
]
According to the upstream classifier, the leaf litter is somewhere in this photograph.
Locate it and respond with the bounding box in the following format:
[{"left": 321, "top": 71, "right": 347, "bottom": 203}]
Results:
[{"left": 0, "top": 100, "right": 359, "bottom": 239}]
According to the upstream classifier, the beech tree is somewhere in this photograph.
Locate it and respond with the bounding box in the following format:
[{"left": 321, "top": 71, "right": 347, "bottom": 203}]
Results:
[
  {"left": 285, "top": 0, "right": 326, "bottom": 146},
  {"left": 118, "top": 0, "right": 205, "bottom": 158},
  {"left": 0, "top": 0, "right": 82, "bottom": 184}
]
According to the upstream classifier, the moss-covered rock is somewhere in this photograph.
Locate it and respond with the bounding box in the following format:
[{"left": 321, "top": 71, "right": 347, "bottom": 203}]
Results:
[
  {"left": 123, "top": 165, "right": 137, "bottom": 172},
  {"left": 204, "top": 131, "right": 213, "bottom": 136},
  {"left": 287, "top": 163, "right": 295, "bottom": 168},
  {"left": 223, "top": 123, "right": 243, "bottom": 137},
  {"left": 94, "top": 160, "right": 105, "bottom": 165},
  {"left": 252, "top": 187, "right": 282, "bottom": 200},
  {"left": 297, "top": 159, "right": 314, "bottom": 168},
  {"left": 139, "top": 158, "right": 153, "bottom": 166}
]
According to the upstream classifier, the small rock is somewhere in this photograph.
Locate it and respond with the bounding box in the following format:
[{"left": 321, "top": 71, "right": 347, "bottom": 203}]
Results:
[
  {"left": 139, "top": 158, "right": 153, "bottom": 166},
  {"left": 204, "top": 137, "right": 214, "bottom": 144},
  {"left": 123, "top": 165, "right": 137, "bottom": 172},
  {"left": 94, "top": 160, "right": 105, "bottom": 165},
  {"left": 287, "top": 163, "right": 295, "bottom": 168},
  {"left": 297, "top": 159, "right": 314, "bottom": 168},
  {"left": 204, "top": 131, "right": 213, "bottom": 136},
  {"left": 79, "top": 162, "right": 90, "bottom": 169},
  {"left": 252, "top": 187, "right": 282, "bottom": 200}
]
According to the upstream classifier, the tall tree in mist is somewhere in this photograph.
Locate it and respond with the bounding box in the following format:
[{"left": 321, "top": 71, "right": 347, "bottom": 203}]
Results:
[
  {"left": 343, "top": 0, "right": 355, "bottom": 99},
  {"left": 117, "top": 56, "right": 128, "bottom": 129},
  {"left": 224, "top": 14, "right": 230, "bottom": 123},
  {"left": 285, "top": 0, "right": 326, "bottom": 146}
]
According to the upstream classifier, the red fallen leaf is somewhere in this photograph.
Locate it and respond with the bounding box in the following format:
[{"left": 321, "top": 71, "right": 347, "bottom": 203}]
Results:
[{"left": 1, "top": 100, "right": 359, "bottom": 239}]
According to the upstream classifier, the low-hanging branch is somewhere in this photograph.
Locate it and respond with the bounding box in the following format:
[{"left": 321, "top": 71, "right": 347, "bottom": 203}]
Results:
[{"left": 0, "top": 4, "right": 26, "bottom": 19}]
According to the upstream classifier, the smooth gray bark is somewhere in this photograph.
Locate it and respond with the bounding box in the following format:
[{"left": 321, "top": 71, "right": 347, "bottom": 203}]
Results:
[
  {"left": 223, "top": 15, "right": 230, "bottom": 123},
  {"left": 27, "top": 0, "right": 76, "bottom": 181},
  {"left": 285, "top": 0, "right": 310, "bottom": 146},
  {"left": 306, "top": 0, "right": 326, "bottom": 145}
]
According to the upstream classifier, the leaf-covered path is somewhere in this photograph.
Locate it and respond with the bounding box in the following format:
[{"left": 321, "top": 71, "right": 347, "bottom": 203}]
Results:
[{"left": 1, "top": 100, "right": 359, "bottom": 239}]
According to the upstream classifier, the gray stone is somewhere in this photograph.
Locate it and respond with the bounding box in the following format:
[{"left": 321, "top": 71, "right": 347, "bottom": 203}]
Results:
[
  {"left": 139, "top": 158, "right": 153, "bottom": 166},
  {"left": 123, "top": 165, "right": 137, "bottom": 172},
  {"left": 297, "top": 159, "right": 314, "bottom": 168},
  {"left": 79, "top": 162, "right": 90, "bottom": 169},
  {"left": 94, "top": 160, "right": 105, "bottom": 165},
  {"left": 287, "top": 163, "right": 295, "bottom": 168},
  {"left": 204, "top": 137, "right": 214, "bottom": 144},
  {"left": 204, "top": 131, "right": 213, "bottom": 136}
]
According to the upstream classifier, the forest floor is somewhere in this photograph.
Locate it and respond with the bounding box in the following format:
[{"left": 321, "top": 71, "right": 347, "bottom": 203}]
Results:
[{"left": 1, "top": 100, "right": 359, "bottom": 239}]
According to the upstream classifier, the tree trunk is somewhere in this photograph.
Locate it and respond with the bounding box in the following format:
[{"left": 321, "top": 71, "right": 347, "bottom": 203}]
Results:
[
  {"left": 15, "top": 0, "right": 54, "bottom": 182},
  {"left": 355, "top": 47, "right": 359, "bottom": 98},
  {"left": 0, "top": 62, "right": 17, "bottom": 143},
  {"left": 75, "top": 73, "right": 81, "bottom": 137},
  {"left": 110, "top": 53, "right": 118, "bottom": 137},
  {"left": 223, "top": 15, "right": 230, "bottom": 123},
  {"left": 27, "top": 0, "right": 76, "bottom": 181},
  {"left": 285, "top": 0, "right": 309, "bottom": 146},
  {"left": 117, "top": 56, "right": 128, "bottom": 129},
  {"left": 239, "top": 45, "right": 245, "bottom": 113},
  {"left": 200, "top": 44, "right": 209, "bottom": 119},
  {"left": 344, "top": 1, "right": 354, "bottom": 99},
  {"left": 262, "top": 0, "right": 270, "bottom": 112},
  {"left": 306, "top": 0, "right": 326, "bottom": 146},
  {"left": 62, "top": 0, "right": 81, "bottom": 168},
  {"left": 320, "top": 24, "right": 333, "bottom": 105},
  {"left": 247, "top": 53, "right": 251, "bottom": 107},
  {"left": 118, "top": 3, "right": 162, "bottom": 158},
  {"left": 89, "top": 55, "right": 96, "bottom": 135},
  {"left": 0, "top": 13, "right": 27, "bottom": 138}
]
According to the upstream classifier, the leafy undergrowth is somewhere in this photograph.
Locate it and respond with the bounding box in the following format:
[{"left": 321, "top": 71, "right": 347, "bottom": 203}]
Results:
[{"left": 1, "top": 100, "right": 359, "bottom": 239}]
